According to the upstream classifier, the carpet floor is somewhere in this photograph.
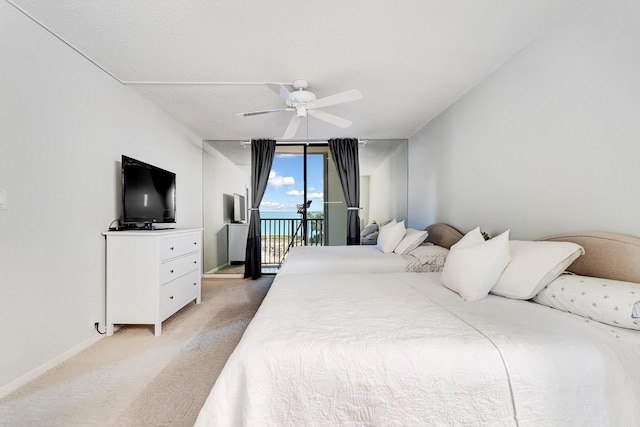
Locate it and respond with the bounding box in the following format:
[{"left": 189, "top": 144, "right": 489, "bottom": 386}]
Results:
[{"left": 0, "top": 276, "right": 273, "bottom": 427}]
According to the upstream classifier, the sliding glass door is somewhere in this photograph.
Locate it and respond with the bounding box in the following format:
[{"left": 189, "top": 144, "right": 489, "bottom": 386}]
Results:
[{"left": 260, "top": 144, "right": 346, "bottom": 267}]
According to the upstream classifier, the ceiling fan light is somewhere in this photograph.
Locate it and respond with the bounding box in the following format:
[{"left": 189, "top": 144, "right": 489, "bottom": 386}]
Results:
[{"left": 296, "top": 106, "right": 307, "bottom": 117}]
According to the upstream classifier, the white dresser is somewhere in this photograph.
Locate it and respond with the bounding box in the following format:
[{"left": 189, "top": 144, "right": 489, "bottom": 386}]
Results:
[{"left": 103, "top": 228, "right": 202, "bottom": 336}]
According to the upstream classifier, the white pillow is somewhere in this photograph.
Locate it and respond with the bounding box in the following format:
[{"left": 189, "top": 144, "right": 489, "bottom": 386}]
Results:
[
  {"left": 441, "top": 228, "right": 511, "bottom": 302},
  {"left": 394, "top": 228, "right": 429, "bottom": 255},
  {"left": 491, "top": 240, "right": 584, "bottom": 299},
  {"left": 376, "top": 220, "right": 406, "bottom": 254},
  {"left": 360, "top": 223, "right": 378, "bottom": 238},
  {"left": 534, "top": 273, "right": 640, "bottom": 331},
  {"left": 380, "top": 218, "right": 397, "bottom": 229}
]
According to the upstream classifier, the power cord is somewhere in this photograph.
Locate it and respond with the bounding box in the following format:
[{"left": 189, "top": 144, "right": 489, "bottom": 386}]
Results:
[
  {"left": 107, "top": 218, "right": 121, "bottom": 231},
  {"left": 94, "top": 322, "right": 106, "bottom": 335}
]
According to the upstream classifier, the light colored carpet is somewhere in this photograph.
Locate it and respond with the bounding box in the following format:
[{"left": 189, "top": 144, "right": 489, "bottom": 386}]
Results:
[{"left": 0, "top": 276, "right": 272, "bottom": 426}]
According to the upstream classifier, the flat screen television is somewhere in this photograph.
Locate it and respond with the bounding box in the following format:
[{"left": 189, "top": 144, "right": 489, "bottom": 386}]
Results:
[
  {"left": 121, "top": 155, "right": 176, "bottom": 228},
  {"left": 233, "top": 193, "right": 246, "bottom": 223}
]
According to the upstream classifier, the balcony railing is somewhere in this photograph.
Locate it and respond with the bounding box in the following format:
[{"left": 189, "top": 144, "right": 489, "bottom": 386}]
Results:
[{"left": 261, "top": 217, "right": 324, "bottom": 266}]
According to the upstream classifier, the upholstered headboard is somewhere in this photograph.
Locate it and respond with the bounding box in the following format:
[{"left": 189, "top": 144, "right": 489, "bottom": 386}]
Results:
[
  {"left": 423, "top": 225, "right": 640, "bottom": 283},
  {"left": 541, "top": 231, "right": 640, "bottom": 283},
  {"left": 424, "top": 223, "right": 464, "bottom": 249}
]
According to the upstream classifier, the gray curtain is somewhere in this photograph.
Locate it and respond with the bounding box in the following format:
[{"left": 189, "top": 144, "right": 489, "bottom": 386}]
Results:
[
  {"left": 244, "top": 139, "right": 276, "bottom": 279},
  {"left": 328, "top": 138, "right": 361, "bottom": 245}
]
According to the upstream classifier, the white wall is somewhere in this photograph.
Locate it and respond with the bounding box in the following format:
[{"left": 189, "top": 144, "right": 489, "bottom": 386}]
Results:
[
  {"left": 202, "top": 141, "right": 250, "bottom": 272},
  {"left": 0, "top": 3, "right": 203, "bottom": 391},
  {"left": 408, "top": 0, "right": 640, "bottom": 240},
  {"left": 368, "top": 140, "right": 408, "bottom": 225}
]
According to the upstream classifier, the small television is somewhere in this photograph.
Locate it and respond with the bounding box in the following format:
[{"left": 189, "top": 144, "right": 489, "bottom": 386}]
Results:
[
  {"left": 233, "top": 193, "right": 246, "bottom": 223},
  {"left": 121, "top": 155, "right": 176, "bottom": 228}
]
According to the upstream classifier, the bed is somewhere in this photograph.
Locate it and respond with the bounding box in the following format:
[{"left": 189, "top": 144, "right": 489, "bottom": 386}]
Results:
[
  {"left": 278, "top": 223, "right": 461, "bottom": 275},
  {"left": 195, "top": 228, "right": 640, "bottom": 426}
]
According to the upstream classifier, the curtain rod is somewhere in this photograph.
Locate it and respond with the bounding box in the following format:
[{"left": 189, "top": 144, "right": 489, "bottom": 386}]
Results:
[{"left": 240, "top": 139, "right": 367, "bottom": 147}]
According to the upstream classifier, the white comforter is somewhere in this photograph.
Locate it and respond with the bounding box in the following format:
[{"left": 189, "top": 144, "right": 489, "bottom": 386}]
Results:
[
  {"left": 278, "top": 245, "right": 406, "bottom": 275},
  {"left": 195, "top": 272, "right": 640, "bottom": 426}
]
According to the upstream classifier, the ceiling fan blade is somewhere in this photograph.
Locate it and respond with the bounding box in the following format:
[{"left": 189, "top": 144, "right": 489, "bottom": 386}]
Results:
[
  {"left": 236, "top": 108, "right": 294, "bottom": 117},
  {"left": 265, "top": 83, "right": 296, "bottom": 103},
  {"left": 308, "top": 110, "right": 352, "bottom": 128},
  {"left": 282, "top": 116, "right": 302, "bottom": 139},
  {"left": 309, "top": 89, "right": 362, "bottom": 109}
]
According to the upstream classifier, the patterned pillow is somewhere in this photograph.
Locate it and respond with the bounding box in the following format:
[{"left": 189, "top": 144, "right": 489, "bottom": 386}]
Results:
[
  {"left": 403, "top": 255, "right": 448, "bottom": 272},
  {"left": 534, "top": 273, "right": 640, "bottom": 330},
  {"left": 407, "top": 244, "right": 449, "bottom": 267}
]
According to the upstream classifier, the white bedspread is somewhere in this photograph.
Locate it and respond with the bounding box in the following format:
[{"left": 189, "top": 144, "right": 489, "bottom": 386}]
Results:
[
  {"left": 278, "top": 245, "right": 406, "bottom": 275},
  {"left": 195, "top": 272, "right": 640, "bottom": 426}
]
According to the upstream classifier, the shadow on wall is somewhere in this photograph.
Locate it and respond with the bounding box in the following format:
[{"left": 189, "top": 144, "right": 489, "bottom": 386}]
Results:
[
  {"left": 214, "top": 226, "right": 228, "bottom": 271},
  {"left": 222, "top": 193, "right": 233, "bottom": 223}
]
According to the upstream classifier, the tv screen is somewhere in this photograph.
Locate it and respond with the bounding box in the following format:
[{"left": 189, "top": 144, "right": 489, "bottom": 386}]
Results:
[
  {"left": 233, "top": 193, "right": 246, "bottom": 223},
  {"left": 121, "top": 155, "right": 176, "bottom": 227}
]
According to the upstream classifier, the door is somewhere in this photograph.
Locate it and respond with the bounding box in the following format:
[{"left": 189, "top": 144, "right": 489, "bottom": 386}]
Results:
[
  {"left": 308, "top": 145, "right": 347, "bottom": 246},
  {"left": 260, "top": 144, "right": 347, "bottom": 266}
]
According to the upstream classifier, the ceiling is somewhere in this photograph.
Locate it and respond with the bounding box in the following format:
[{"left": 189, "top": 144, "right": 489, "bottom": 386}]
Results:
[{"left": 8, "top": 0, "right": 581, "bottom": 143}]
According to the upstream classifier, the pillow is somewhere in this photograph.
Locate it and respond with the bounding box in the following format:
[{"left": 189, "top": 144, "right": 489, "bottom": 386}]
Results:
[
  {"left": 361, "top": 231, "right": 378, "bottom": 245},
  {"left": 441, "top": 227, "right": 511, "bottom": 302},
  {"left": 394, "top": 228, "right": 429, "bottom": 255},
  {"left": 407, "top": 245, "right": 449, "bottom": 267},
  {"left": 533, "top": 274, "right": 640, "bottom": 331},
  {"left": 376, "top": 220, "right": 406, "bottom": 254},
  {"left": 491, "top": 240, "right": 584, "bottom": 299},
  {"left": 360, "top": 223, "right": 378, "bottom": 238},
  {"left": 380, "top": 218, "right": 397, "bottom": 229}
]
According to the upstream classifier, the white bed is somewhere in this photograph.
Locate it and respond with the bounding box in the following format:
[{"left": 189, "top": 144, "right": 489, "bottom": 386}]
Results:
[
  {"left": 278, "top": 244, "right": 442, "bottom": 274},
  {"left": 278, "top": 223, "right": 461, "bottom": 275},
  {"left": 195, "top": 230, "right": 640, "bottom": 426}
]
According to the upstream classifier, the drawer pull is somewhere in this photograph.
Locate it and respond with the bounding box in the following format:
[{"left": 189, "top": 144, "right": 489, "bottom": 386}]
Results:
[
  {"left": 193, "top": 242, "right": 197, "bottom": 245},
  {"left": 170, "top": 269, "right": 174, "bottom": 273},
  {"left": 169, "top": 296, "right": 174, "bottom": 300},
  {"left": 170, "top": 246, "right": 174, "bottom": 250},
  {"left": 193, "top": 260, "right": 197, "bottom": 264},
  {"left": 193, "top": 282, "right": 197, "bottom": 286}
]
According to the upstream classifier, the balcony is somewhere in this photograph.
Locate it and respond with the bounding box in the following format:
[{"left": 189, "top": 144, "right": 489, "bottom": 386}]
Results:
[{"left": 261, "top": 217, "right": 324, "bottom": 267}]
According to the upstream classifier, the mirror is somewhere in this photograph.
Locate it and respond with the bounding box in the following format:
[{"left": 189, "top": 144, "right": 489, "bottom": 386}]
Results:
[{"left": 202, "top": 139, "right": 407, "bottom": 273}]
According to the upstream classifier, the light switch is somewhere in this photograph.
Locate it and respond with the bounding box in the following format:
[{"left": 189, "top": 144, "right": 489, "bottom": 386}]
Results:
[{"left": 0, "top": 189, "right": 7, "bottom": 210}]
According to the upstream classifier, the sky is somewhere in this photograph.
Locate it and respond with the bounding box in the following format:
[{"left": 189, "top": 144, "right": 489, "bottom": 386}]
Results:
[{"left": 260, "top": 153, "right": 324, "bottom": 213}]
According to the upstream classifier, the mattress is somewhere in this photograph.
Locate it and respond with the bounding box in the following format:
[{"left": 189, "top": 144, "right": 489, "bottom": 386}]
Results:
[
  {"left": 277, "top": 245, "right": 435, "bottom": 275},
  {"left": 195, "top": 272, "right": 640, "bottom": 426}
]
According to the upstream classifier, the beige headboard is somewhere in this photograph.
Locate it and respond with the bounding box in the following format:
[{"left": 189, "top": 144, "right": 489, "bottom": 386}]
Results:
[
  {"left": 541, "top": 231, "right": 640, "bottom": 283},
  {"left": 425, "top": 223, "right": 464, "bottom": 249}
]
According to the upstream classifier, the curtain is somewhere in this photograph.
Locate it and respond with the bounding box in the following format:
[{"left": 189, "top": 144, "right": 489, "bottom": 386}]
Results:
[
  {"left": 244, "top": 139, "right": 276, "bottom": 279},
  {"left": 328, "top": 138, "right": 361, "bottom": 245}
]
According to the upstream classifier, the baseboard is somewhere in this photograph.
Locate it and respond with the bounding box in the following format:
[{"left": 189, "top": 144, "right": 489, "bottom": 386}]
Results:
[
  {"left": 202, "top": 272, "right": 244, "bottom": 279},
  {"left": 0, "top": 331, "right": 108, "bottom": 399},
  {"left": 203, "top": 264, "right": 244, "bottom": 279},
  {"left": 204, "top": 264, "right": 227, "bottom": 274}
]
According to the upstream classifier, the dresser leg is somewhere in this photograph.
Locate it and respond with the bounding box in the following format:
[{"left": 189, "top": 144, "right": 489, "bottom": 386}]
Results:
[{"left": 154, "top": 322, "right": 161, "bottom": 336}]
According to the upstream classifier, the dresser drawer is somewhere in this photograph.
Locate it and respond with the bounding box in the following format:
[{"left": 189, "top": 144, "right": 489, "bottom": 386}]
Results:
[
  {"left": 160, "top": 252, "right": 200, "bottom": 285},
  {"left": 160, "top": 234, "right": 200, "bottom": 261},
  {"left": 159, "top": 270, "right": 200, "bottom": 321}
]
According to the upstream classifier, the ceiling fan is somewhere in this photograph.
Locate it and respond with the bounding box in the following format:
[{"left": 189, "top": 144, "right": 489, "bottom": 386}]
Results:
[{"left": 236, "top": 79, "right": 362, "bottom": 139}]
